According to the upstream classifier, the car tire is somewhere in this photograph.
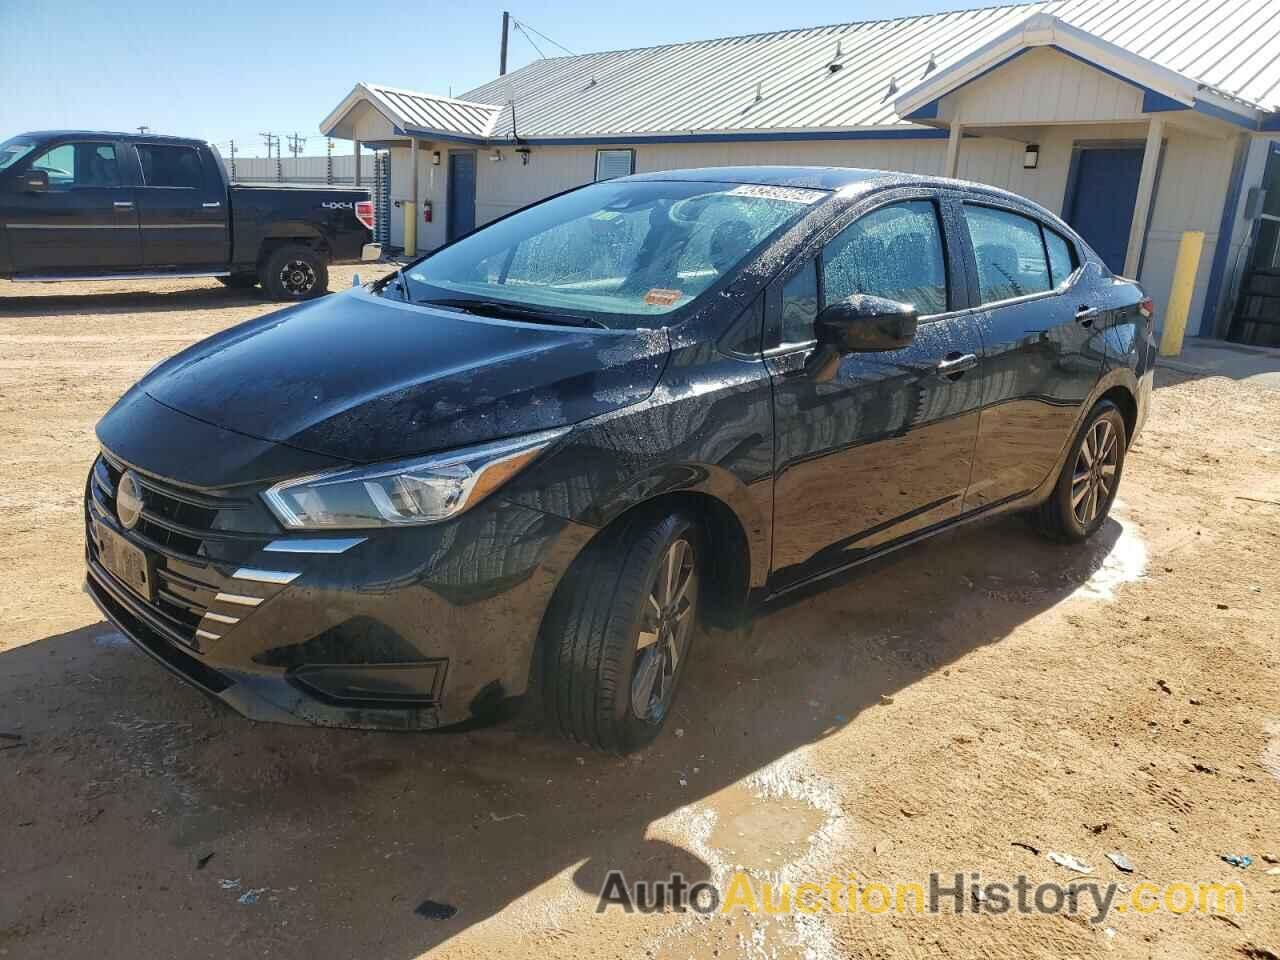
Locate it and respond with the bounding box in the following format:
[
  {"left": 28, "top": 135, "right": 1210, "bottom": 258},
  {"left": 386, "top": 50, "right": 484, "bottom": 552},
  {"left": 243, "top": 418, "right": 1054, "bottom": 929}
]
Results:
[
  {"left": 543, "top": 508, "right": 701, "bottom": 754},
  {"left": 1034, "top": 399, "right": 1127, "bottom": 542},
  {"left": 217, "top": 273, "right": 258, "bottom": 289},
  {"left": 261, "top": 244, "right": 328, "bottom": 301}
]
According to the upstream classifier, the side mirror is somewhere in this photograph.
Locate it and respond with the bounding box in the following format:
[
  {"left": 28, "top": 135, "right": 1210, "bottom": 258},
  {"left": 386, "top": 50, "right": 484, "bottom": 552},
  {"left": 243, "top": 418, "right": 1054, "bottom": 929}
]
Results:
[
  {"left": 815, "top": 294, "right": 918, "bottom": 353},
  {"left": 19, "top": 169, "right": 48, "bottom": 193}
]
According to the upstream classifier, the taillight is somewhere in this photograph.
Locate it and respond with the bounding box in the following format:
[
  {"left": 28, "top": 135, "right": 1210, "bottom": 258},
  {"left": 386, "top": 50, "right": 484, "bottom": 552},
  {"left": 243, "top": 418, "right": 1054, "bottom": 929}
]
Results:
[
  {"left": 1138, "top": 297, "right": 1154, "bottom": 330},
  {"left": 354, "top": 200, "right": 375, "bottom": 231}
]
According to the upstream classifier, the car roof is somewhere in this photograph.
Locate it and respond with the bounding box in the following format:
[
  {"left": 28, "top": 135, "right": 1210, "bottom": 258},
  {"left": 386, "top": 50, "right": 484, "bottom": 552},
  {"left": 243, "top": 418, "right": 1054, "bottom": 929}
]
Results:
[
  {"left": 622, "top": 165, "right": 1072, "bottom": 231},
  {"left": 13, "top": 130, "right": 207, "bottom": 147}
]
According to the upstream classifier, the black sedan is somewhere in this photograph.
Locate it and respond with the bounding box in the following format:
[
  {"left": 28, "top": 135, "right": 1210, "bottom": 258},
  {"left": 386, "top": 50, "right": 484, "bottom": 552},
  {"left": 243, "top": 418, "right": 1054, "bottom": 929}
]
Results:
[{"left": 86, "top": 166, "right": 1154, "bottom": 752}]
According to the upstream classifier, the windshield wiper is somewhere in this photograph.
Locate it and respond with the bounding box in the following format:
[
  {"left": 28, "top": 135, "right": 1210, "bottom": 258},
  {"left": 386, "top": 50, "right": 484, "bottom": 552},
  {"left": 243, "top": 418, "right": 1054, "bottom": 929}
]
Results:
[{"left": 419, "top": 297, "right": 606, "bottom": 328}]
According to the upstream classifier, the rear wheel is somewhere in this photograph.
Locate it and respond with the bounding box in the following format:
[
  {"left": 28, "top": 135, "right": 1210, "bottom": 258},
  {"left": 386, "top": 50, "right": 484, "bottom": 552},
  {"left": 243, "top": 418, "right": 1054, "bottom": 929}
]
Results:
[
  {"left": 1034, "top": 399, "right": 1127, "bottom": 542},
  {"left": 543, "top": 509, "right": 700, "bottom": 753},
  {"left": 261, "top": 244, "right": 328, "bottom": 301}
]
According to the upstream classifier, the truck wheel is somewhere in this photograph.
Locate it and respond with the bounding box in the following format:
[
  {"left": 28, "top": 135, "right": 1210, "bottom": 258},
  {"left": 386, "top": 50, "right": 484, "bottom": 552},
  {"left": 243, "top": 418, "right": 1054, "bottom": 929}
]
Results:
[
  {"left": 217, "top": 273, "right": 258, "bottom": 289},
  {"left": 1034, "top": 399, "right": 1127, "bottom": 542},
  {"left": 543, "top": 508, "right": 701, "bottom": 754},
  {"left": 261, "top": 245, "right": 328, "bottom": 301}
]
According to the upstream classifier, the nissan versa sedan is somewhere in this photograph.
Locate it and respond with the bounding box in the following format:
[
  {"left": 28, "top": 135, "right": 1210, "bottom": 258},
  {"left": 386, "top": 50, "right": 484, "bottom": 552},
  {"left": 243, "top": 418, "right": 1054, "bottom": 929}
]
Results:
[{"left": 87, "top": 166, "right": 1154, "bottom": 752}]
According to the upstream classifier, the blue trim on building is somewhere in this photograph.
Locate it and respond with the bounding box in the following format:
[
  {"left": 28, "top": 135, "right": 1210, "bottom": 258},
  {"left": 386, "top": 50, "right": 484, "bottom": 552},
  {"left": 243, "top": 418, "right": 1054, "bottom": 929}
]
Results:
[
  {"left": 1142, "top": 89, "right": 1188, "bottom": 112},
  {"left": 395, "top": 124, "right": 490, "bottom": 145},
  {"left": 1192, "top": 99, "right": 1260, "bottom": 131},
  {"left": 510, "top": 129, "right": 952, "bottom": 146},
  {"left": 904, "top": 100, "right": 939, "bottom": 121},
  {"left": 1199, "top": 136, "right": 1251, "bottom": 339},
  {"left": 1263, "top": 114, "right": 1280, "bottom": 132}
]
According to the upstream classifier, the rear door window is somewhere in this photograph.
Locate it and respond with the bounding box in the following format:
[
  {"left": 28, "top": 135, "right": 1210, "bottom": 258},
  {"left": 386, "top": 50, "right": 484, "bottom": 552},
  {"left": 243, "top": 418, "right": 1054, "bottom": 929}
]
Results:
[
  {"left": 136, "top": 144, "right": 203, "bottom": 188},
  {"left": 964, "top": 205, "right": 1052, "bottom": 304}
]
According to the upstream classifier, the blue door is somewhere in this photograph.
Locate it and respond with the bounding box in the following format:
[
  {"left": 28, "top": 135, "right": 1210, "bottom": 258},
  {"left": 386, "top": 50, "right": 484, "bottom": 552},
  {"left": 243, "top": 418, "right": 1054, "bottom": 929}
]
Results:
[
  {"left": 447, "top": 151, "right": 476, "bottom": 242},
  {"left": 1064, "top": 146, "right": 1145, "bottom": 274}
]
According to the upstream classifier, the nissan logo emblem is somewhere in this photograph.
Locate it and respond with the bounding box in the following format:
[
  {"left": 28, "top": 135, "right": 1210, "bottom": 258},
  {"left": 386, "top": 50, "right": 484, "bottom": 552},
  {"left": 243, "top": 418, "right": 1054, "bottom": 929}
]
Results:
[{"left": 116, "top": 470, "right": 145, "bottom": 530}]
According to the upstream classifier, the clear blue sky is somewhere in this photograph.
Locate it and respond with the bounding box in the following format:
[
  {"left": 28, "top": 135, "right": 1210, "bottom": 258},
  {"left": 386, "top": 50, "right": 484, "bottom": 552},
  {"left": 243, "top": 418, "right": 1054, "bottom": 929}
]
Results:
[{"left": 1, "top": 0, "right": 984, "bottom": 157}]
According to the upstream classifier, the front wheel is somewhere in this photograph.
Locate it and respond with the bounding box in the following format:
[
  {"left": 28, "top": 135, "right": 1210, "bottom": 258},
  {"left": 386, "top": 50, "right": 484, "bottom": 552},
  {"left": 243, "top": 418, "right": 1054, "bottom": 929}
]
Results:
[
  {"left": 261, "top": 244, "right": 328, "bottom": 301},
  {"left": 543, "top": 509, "right": 700, "bottom": 753},
  {"left": 1034, "top": 399, "right": 1127, "bottom": 542}
]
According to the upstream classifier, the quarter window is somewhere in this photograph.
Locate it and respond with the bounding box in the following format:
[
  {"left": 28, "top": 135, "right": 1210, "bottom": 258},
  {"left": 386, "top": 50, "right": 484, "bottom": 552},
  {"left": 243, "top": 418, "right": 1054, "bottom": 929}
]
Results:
[
  {"left": 964, "top": 205, "right": 1052, "bottom": 303},
  {"left": 779, "top": 261, "right": 819, "bottom": 344},
  {"left": 28, "top": 142, "right": 120, "bottom": 188},
  {"left": 823, "top": 200, "right": 948, "bottom": 315},
  {"left": 1043, "top": 228, "right": 1078, "bottom": 287},
  {"left": 136, "top": 144, "right": 203, "bottom": 188}
]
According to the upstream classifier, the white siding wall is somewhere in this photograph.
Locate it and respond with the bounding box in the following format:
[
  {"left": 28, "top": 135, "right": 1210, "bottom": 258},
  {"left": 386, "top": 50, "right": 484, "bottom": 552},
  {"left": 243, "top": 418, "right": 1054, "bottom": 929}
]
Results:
[
  {"left": 939, "top": 47, "right": 1148, "bottom": 125},
  {"left": 1137, "top": 128, "right": 1239, "bottom": 337}
]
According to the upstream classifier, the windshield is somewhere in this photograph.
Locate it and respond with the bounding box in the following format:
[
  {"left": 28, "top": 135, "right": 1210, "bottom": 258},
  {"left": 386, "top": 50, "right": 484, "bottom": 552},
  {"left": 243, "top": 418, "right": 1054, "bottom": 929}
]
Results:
[
  {"left": 0, "top": 138, "right": 37, "bottom": 172},
  {"left": 398, "top": 179, "right": 828, "bottom": 329}
]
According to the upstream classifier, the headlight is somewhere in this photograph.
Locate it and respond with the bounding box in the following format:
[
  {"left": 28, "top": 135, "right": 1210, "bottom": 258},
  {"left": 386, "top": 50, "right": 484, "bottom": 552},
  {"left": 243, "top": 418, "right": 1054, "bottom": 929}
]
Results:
[{"left": 261, "top": 427, "right": 567, "bottom": 529}]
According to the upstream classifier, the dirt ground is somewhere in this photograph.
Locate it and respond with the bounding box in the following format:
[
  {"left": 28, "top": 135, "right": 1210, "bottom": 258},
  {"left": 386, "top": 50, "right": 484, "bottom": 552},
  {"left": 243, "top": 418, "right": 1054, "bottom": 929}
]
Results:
[{"left": 1, "top": 272, "right": 1277, "bottom": 960}]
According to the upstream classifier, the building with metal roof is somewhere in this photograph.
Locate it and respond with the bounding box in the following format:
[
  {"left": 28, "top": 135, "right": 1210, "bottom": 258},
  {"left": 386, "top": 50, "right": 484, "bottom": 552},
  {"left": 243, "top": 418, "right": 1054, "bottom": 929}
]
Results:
[{"left": 321, "top": 0, "right": 1280, "bottom": 342}]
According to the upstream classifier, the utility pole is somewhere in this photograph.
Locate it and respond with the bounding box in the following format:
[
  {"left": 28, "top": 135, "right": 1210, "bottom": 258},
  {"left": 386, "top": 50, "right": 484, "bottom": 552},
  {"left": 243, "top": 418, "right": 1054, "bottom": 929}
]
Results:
[
  {"left": 136, "top": 125, "right": 150, "bottom": 135},
  {"left": 259, "top": 132, "right": 281, "bottom": 181},
  {"left": 499, "top": 11, "right": 510, "bottom": 76},
  {"left": 287, "top": 133, "right": 306, "bottom": 159}
]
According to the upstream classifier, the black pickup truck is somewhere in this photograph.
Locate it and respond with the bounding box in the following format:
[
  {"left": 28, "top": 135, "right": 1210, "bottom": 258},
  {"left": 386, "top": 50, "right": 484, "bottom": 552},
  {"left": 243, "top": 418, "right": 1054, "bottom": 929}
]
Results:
[{"left": 0, "top": 131, "right": 379, "bottom": 300}]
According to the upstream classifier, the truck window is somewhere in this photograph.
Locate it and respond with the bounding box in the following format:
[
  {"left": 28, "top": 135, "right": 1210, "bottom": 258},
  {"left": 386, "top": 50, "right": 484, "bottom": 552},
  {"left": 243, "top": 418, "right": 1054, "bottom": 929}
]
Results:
[
  {"left": 136, "top": 144, "right": 203, "bottom": 189},
  {"left": 28, "top": 142, "right": 120, "bottom": 188}
]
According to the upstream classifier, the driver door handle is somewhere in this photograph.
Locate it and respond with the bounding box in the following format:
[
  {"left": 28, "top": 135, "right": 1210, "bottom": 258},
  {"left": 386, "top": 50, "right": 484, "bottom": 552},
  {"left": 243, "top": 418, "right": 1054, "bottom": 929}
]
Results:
[
  {"left": 936, "top": 352, "right": 978, "bottom": 379},
  {"left": 1075, "top": 305, "right": 1100, "bottom": 326}
]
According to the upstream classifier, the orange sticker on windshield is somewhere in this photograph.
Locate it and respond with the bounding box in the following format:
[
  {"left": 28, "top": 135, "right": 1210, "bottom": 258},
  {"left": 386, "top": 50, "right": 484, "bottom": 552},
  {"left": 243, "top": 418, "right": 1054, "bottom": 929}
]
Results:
[{"left": 644, "top": 288, "right": 683, "bottom": 306}]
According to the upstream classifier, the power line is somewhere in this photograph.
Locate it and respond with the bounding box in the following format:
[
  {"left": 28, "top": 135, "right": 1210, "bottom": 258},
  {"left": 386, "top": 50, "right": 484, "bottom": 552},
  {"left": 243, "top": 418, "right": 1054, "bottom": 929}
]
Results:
[
  {"left": 511, "top": 16, "right": 573, "bottom": 56},
  {"left": 511, "top": 20, "right": 547, "bottom": 59}
]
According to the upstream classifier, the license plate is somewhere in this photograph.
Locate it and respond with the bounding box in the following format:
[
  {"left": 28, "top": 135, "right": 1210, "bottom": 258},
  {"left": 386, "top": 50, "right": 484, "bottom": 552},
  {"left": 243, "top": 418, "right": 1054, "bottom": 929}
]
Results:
[{"left": 97, "top": 522, "right": 153, "bottom": 602}]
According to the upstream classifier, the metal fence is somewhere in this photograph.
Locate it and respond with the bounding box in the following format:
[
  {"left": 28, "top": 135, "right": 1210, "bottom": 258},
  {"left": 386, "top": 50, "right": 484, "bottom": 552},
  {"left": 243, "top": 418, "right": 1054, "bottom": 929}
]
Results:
[{"left": 228, "top": 154, "right": 377, "bottom": 185}]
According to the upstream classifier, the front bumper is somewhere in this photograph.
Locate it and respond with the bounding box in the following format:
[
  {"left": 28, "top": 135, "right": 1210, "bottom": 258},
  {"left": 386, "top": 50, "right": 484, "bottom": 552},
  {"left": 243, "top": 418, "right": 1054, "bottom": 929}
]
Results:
[{"left": 85, "top": 452, "right": 594, "bottom": 730}]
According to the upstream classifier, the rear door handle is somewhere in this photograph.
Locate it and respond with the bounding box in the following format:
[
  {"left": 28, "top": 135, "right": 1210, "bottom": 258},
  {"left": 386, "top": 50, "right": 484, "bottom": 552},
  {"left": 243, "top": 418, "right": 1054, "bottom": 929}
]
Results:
[
  {"left": 936, "top": 352, "right": 978, "bottom": 379},
  {"left": 1075, "top": 306, "right": 1100, "bottom": 326},
  {"left": 113, "top": 201, "right": 134, "bottom": 208},
  {"left": 202, "top": 201, "right": 222, "bottom": 209}
]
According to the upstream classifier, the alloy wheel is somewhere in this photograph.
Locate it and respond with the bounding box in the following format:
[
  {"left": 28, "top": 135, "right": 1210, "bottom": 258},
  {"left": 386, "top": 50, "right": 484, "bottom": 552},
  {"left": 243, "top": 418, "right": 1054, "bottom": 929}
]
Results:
[
  {"left": 630, "top": 537, "right": 697, "bottom": 724},
  {"left": 1071, "top": 416, "right": 1119, "bottom": 526}
]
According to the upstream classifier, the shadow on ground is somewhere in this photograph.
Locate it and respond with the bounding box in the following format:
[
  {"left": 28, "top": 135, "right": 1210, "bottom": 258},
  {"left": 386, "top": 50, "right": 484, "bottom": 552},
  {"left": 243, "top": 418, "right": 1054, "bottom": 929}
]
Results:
[{"left": 0, "top": 514, "right": 1127, "bottom": 957}]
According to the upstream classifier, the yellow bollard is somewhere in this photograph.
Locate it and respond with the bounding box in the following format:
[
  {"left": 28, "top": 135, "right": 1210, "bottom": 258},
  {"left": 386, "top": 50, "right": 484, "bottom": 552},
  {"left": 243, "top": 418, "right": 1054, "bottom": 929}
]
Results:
[
  {"left": 1159, "top": 230, "right": 1205, "bottom": 357},
  {"left": 403, "top": 203, "right": 417, "bottom": 258}
]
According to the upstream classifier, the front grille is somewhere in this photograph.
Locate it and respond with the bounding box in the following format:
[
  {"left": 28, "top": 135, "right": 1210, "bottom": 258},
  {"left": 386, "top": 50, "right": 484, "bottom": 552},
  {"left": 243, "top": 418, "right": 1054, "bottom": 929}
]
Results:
[{"left": 87, "top": 452, "right": 265, "bottom": 651}]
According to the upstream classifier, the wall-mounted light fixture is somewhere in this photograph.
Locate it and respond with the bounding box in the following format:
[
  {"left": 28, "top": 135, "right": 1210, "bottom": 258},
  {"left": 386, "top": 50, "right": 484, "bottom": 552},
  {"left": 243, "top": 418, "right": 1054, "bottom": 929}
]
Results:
[
  {"left": 1023, "top": 143, "right": 1040, "bottom": 169},
  {"left": 515, "top": 147, "right": 531, "bottom": 166},
  {"left": 491, "top": 149, "right": 503, "bottom": 162},
  {"left": 431, "top": 151, "right": 441, "bottom": 166}
]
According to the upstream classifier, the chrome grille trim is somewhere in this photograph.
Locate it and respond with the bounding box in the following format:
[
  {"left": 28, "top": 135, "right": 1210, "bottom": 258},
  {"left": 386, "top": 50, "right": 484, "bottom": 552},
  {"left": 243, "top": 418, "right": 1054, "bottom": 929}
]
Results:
[
  {"left": 263, "top": 537, "right": 366, "bottom": 554},
  {"left": 215, "top": 592, "right": 264, "bottom": 607},
  {"left": 203, "top": 612, "right": 240, "bottom": 625},
  {"left": 232, "top": 568, "right": 300, "bottom": 585},
  {"left": 195, "top": 628, "right": 221, "bottom": 642}
]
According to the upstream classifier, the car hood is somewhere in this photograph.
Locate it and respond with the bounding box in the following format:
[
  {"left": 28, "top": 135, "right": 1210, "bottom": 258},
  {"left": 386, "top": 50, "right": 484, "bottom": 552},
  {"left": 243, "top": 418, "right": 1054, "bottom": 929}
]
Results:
[{"left": 131, "top": 288, "right": 670, "bottom": 464}]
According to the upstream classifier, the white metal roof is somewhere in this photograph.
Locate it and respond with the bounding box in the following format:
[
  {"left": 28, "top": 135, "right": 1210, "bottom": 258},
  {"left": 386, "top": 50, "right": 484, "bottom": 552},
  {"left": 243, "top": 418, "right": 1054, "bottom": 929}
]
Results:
[
  {"left": 329, "top": 0, "right": 1280, "bottom": 141},
  {"left": 320, "top": 83, "right": 500, "bottom": 141}
]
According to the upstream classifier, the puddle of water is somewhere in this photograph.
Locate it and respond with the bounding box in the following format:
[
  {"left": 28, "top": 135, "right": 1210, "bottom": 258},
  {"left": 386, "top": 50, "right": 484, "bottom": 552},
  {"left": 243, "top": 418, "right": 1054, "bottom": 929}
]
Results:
[
  {"left": 94, "top": 630, "right": 131, "bottom": 648},
  {"left": 1071, "top": 504, "right": 1147, "bottom": 602},
  {"left": 1264, "top": 720, "right": 1280, "bottom": 783}
]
